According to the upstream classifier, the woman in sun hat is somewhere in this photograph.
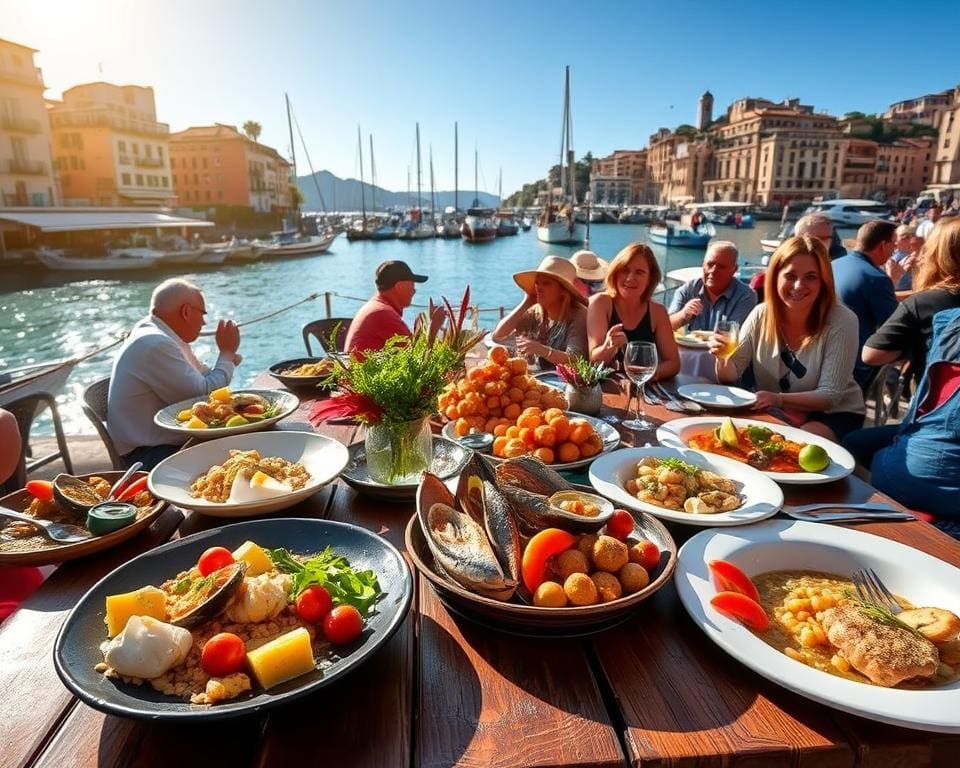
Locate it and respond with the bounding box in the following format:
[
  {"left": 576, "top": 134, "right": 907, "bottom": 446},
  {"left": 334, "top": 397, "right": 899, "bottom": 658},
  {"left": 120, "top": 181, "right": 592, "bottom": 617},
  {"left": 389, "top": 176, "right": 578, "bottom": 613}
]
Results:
[
  {"left": 569, "top": 249, "right": 609, "bottom": 297},
  {"left": 491, "top": 255, "right": 588, "bottom": 369}
]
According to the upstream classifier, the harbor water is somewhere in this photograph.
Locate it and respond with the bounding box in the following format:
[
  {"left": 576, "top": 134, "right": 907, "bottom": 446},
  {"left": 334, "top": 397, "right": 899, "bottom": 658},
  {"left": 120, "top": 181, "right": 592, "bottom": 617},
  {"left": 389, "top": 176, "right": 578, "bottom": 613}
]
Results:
[{"left": 1, "top": 222, "right": 784, "bottom": 435}]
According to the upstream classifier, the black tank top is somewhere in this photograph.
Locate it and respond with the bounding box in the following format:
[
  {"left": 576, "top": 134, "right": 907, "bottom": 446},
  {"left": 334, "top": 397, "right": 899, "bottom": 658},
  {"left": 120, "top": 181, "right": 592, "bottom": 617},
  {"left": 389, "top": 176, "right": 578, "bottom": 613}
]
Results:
[{"left": 609, "top": 302, "right": 654, "bottom": 366}]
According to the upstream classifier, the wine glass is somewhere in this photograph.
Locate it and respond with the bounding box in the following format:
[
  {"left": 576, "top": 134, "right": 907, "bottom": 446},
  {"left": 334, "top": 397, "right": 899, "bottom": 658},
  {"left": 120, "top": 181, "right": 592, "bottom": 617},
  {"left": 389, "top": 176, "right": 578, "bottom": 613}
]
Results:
[
  {"left": 714, "top": 318, "right": 740, "bottom": 362},
  {"left": 622, "top": 341, "right": 658, "bottom": 430}
]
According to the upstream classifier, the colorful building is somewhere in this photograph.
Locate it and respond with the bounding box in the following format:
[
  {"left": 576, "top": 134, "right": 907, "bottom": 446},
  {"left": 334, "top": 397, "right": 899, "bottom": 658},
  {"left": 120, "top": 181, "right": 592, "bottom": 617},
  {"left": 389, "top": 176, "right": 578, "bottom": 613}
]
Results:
[
  {"left": 0, "top": 38, "right": 58, "bottom": 206},
  {"left": 168, "top": 124, "right": 291, "bottom": 213},
  {"left": 48, "top": 81, "right": 173, "bottom": 206}
]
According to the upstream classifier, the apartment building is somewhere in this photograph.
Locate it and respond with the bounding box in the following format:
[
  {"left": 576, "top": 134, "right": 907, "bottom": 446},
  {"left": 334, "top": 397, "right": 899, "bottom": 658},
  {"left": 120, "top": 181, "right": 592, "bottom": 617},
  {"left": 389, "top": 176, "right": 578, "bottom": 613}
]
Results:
[
  {"left": 0, "top": 38, "right": 58, "bottom": 206},
  {"left": 48, "top": 82, "right": 173, "bottom": 206},
  {"left": 168, "top": 124, "right": 291, "bottom": 213},
  {"left": 589, "top": 149, "right": 651, "bottom": 203},
  {"left": 874, "top": 138, "right": 933, "bottom": 200},
  {"left": 932, "top": 85, "right": 960, "bottom": 187},
  {"left": 884, "top": 89, "right": 953, "bottom": 129}
]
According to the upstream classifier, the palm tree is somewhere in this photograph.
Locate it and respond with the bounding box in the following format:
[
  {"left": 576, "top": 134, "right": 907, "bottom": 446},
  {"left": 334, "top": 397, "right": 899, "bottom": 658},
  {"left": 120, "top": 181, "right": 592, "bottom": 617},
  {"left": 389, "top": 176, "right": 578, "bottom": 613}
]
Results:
[{"left": 242, "top": 120, "right": 262, "bottom": 142}]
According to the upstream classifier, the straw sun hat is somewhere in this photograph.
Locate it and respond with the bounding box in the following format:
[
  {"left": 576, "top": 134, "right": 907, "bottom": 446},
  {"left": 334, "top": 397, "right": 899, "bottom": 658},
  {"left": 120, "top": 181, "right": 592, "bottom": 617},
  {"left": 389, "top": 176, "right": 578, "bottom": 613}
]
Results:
[
  {"left": 569, "top": 249, "right": 609, "bottom": 281},
  {"left": 513, "top": 255, "right": 588, "bottom": 306}
]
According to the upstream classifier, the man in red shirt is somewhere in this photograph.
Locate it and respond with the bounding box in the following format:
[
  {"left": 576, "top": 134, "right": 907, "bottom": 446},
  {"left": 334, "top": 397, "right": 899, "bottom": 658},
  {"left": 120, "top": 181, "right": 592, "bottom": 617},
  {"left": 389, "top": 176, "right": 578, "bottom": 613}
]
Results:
[{"left": 345, "top": 260, "right": 428, "bottom": 357}]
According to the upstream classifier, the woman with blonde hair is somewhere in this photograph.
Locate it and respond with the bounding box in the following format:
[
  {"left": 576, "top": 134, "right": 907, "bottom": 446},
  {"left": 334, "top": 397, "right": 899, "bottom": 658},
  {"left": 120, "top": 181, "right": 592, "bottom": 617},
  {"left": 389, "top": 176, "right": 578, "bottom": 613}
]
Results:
[
  {"left": 492, "top": 255, "right": 587, "bottom": 369},
  {"left": 711, "top": 235, "right": 864, "bottom": 442},
  {"left": 587, "top": 242, "right": 679, "bottom": 380}
]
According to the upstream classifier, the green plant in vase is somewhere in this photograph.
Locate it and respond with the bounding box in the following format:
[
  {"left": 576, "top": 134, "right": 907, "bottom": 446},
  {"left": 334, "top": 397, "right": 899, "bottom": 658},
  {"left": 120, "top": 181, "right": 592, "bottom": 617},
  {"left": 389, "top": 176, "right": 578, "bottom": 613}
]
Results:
[{"left": 555, "top": 356, "right": 613, "bottom": 416}]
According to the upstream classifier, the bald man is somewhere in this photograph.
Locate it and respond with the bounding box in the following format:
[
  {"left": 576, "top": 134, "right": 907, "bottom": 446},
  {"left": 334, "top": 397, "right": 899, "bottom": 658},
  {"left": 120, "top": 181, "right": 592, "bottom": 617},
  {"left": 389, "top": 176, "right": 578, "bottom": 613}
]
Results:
[{"left": 107, "top": 278, "right": 242, "bottom": 469}]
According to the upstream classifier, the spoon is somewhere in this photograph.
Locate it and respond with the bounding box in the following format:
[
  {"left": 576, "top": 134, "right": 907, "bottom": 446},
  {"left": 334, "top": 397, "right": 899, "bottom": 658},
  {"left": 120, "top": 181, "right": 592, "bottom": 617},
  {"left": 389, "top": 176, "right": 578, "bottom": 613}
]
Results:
[
  {"left": 106, "top": 462, "right": 143, "bottom": 500},
  {"left": 0, "top": 506, "right": 93, "bottom": 543}
]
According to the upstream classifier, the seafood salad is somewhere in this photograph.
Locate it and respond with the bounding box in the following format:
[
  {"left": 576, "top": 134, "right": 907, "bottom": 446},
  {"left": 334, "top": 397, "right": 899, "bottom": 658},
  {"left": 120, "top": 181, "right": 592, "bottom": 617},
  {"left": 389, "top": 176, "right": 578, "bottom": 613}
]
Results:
[
  {"left": 280, "top": 360, "right": 334, "bottom": 378},
  {"left": 190, "top": 449, "right": 311, "bottom": 503},
  {"left": 624, "top": 457, "right": 742, "bottom": 514},
  {"left": 687, "top": 418, "right": 825, "bottom": 474},
  {"left": 175, "top": 387, "right": 279, "bottom": 429},
  {"left": 96, "top": 540, "right": 382, "bottom": 705}
]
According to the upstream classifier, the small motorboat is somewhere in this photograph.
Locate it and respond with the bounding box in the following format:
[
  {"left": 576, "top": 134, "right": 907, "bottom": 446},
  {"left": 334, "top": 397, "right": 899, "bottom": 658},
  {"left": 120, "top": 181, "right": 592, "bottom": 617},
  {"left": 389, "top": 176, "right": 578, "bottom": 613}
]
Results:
[
  {"left": 461, "top": 208, "right": 497, "bottom": 243},
  {"left": 255, "top": 231, "right": 338, "bottom": 257},
  {"left": 495, "top": 210, "right": 519, "bottom": 237},
  {"left": 648, "top": 222, "right": 715, "bottom": 249},
  {"left": 34, "top": 246, "right": 163, "bottom": 271}
]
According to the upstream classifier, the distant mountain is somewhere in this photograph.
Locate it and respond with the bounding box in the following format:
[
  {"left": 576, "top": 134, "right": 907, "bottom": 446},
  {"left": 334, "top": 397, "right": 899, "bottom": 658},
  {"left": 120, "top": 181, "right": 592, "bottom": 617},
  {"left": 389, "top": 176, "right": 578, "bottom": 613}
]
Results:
[{"left": 296, "top": 170, "right": 499, "bottom": 212}]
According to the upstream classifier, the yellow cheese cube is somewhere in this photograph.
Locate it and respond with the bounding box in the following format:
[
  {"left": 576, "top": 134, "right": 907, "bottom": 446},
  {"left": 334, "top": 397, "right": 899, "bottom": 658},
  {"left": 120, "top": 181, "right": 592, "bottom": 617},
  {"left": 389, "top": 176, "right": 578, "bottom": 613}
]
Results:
[
  {"left": 176, "top": 409, "right": 193, "bottom": 422},
  {"left": 210, "top": 386, "right": 232, "bottom": 403},
  {"left": 232, "top": 541, "right": 274, "bottom": 576},
  {"left": 246, "top": 627, "right": 315, "bottom": 689},
  {"left": 186, "top": 416, "right": 208, "bottom": 429},
  {"left": 104, "top": 586, "right": 168, "bottom": 638}
]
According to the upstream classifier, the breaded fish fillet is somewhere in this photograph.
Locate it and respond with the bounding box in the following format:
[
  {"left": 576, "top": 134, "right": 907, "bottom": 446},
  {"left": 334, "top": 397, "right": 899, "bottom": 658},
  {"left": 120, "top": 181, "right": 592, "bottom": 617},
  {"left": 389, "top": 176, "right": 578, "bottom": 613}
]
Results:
[{"left": 821, "top": 603, "right": 939, "bottom": 687}]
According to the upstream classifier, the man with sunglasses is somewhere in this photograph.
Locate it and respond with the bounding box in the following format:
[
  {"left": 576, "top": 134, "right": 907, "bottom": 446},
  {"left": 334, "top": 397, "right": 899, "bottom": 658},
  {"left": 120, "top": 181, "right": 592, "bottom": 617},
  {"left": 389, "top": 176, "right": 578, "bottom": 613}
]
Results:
[{"left": 108, "top": 278, "right": 242, "bottom": 469}]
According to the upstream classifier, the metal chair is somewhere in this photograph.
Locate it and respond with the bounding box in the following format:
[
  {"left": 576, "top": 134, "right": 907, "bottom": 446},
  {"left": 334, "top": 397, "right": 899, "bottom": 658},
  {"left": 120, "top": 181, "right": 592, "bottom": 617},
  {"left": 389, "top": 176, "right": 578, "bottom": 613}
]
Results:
[
  {"left": 302, "top": 318, "right": 352, "bottom": 356},
  {"left": 4, "top": 391, "right": 74, "bottom": 487},
  {"left": 81, "top": 377, "right": 125, "bottom": 470},
  {"left": 865, "top": 362, "right": 908, "bottom": 427}
]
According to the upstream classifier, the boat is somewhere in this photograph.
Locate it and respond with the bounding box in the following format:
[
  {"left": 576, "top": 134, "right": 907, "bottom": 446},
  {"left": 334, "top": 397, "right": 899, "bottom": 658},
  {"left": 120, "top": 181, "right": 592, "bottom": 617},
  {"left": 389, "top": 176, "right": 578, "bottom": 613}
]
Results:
[
  {"left": 202, "top": 238, "right": 258, "bottom": 262},
  {"left": 495, "top": 210, "right": 519, "bottom": 237},
  {"left": 34, "top": 246, "right": 163, "bottom": 271},
  {"left": 396, "top": 124, "right": 435, "bottom": 240},
  {"left": 461, "top": 207, "right": 497, "bottom": 243},
  {"left": 0, "top": 358, "right": 76, "bottom": 408},
  {"left": 346, "top": 125, "right": 370, "bottom": 241},
  {"left": 537, "top": 67, "right": 586, "bottom": 245},
  {"left": 760, "top": 221, "right": 793, "bottom": 254},
  {"left": 255, "top": 230, "right": 337, "bottom": 257},
  {"left": 155, "top": 236, "right": 227, "bottom": 266},
  {"left": 437, "top": 206, "right": 461, "bottom": 238},
  {"left": 686, "top": 202, "right": 754, "bottom": 229},
  {"left": 520, "top": 216, "right": 532, "bottom": 231},
  {"left": 648, "top": 220, "right": 716, "bottom": 248}
]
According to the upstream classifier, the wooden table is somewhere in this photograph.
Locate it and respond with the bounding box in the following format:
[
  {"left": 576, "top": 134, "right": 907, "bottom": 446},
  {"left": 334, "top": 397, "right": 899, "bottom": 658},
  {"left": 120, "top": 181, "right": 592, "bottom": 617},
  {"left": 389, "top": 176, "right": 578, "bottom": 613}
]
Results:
[{"left": 3, "top": 372, "right": 960, "bottom": 768}]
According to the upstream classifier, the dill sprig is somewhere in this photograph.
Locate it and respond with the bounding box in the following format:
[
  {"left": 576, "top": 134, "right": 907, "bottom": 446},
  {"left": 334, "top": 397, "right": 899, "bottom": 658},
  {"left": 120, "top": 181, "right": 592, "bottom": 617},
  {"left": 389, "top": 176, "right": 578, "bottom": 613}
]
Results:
[
  {"left": 659, "top": 457, "right": 701, "bottom": 475},
  {"left": 843, "top": 590, "right": 922, "bottom": 637}
]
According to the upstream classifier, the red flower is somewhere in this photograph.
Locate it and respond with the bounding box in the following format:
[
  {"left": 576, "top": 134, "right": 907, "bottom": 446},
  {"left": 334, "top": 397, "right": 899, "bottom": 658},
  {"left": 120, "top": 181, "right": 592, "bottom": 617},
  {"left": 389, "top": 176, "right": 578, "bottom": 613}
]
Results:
[{"left": 309, "top": 392, "right": 383, "bottom": 426}]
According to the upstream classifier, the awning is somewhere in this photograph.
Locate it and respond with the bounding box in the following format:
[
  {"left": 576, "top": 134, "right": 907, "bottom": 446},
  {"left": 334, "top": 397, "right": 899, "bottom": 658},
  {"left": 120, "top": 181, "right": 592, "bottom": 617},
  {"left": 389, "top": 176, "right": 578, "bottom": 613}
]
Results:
[{"left": 0, "top": 209, "right": 214, "bottom": 233}]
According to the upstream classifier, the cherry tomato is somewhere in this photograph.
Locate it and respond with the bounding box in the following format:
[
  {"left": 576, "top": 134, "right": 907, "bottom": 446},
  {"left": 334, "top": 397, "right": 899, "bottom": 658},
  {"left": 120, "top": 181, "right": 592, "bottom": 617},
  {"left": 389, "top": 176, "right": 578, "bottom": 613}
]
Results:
[
  {"left": 295, "top": 585, "right": 333, "bottom": 623},
  {"left": 197, "top": 546, "right": 235, "bottom": 576},
  {"left": 26, "top": 480, "right": 54, "bottom": 502},
  {"left": 322, "top": 605, "right": 364, "bottom": 644},
  {"left": 710, "top": 591, "right": 769, "bottom": 631},
  {"left": 631, "top": 539, "right": 661, "bottom": 571},
  {"left": 708, "top": 559, "right": 760, "bottom": 604},
  {"left": 240, "top": 404, "right": 265, "bottom": 416},
  {"left": 116, "top": 476, "right": 149, "bottom": 502},
  {"left": 520, "top": 528, "right": 577, "bottom": 593},
  {"left": 201, "top": 632, "right": 246, "bottom": 677},
  {"left": 605, "top": 509, "right": 635, "bottom": 541}
]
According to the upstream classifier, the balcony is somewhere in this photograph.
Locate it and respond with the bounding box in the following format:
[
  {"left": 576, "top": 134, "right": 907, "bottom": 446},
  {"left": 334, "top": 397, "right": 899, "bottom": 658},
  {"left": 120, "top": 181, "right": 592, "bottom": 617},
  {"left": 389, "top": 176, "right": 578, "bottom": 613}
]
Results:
[
  {"left": 50, "top": 110, "right": 170, "bottom": 137},
  {"left": 0, "top": 67, "right": 44, "bottom": 88},
  {"left": 0, "top": 114, "right": 42, "bottom": 133},
  {"left": 135, "top": 156, "right": 164, "bottom": 168},
  {"left": 3, "top": 158, "right": 46, "bottom": 175},
  {"left": 118, "top": 155, "right": 132, "bottom": 165}
]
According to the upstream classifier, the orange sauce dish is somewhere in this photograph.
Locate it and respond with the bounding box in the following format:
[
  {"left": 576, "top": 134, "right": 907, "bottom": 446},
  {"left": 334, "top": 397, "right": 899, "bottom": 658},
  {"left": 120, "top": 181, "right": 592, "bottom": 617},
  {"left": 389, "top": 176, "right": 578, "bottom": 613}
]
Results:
[{"left": 688, "top": 426, "right": 805, "bottom": 473}]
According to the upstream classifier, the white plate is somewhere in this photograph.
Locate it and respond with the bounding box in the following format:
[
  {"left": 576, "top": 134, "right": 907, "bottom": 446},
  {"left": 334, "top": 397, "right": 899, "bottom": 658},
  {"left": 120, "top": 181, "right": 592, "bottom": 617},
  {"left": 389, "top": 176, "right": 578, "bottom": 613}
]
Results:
[
  {"left": 674, "top": 330, "right": 713, "bottom": 349},
  {"left": 656, "top": 416, "right": 855, "bottom": 485},
  {"left": 154, "top": 389, "right": 299, "bottom": 439},
  {"left": 588, "top": 446, "right": 783, "bottom": 526},
  {"left": 675, "top": 519, "right": 960, "bottom": 733},
  {"left": 441, "top": 411, "right": 620, "bottom": 471},
  {"left": 533, "top": 371, "right": 565, "bottom": 391},
  {"left": 148, "top": 431, "right": 348, "bottom": 516},
  {"left": 677, "top": 383, "right": 757, "bottom": 408}
]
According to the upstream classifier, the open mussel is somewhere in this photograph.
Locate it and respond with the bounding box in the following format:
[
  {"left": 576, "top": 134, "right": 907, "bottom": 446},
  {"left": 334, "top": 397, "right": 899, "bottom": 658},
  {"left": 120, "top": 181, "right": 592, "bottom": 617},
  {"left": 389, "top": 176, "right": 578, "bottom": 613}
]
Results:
[
  {"left": 168, "top": 561, "right": 247, "bottom": 628},
  {"left": 52, "top": 473, "right": 105, "bottom": 515},
  {"left": 417, "top": 472, "right": 517, "bottom": 601}
]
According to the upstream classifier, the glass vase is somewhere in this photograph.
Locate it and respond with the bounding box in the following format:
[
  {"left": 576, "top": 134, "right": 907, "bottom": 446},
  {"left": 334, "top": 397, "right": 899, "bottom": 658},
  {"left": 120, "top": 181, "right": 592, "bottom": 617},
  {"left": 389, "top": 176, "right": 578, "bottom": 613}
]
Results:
[{"left": 364, "top": 417, "right": 434, "bottom": 485}]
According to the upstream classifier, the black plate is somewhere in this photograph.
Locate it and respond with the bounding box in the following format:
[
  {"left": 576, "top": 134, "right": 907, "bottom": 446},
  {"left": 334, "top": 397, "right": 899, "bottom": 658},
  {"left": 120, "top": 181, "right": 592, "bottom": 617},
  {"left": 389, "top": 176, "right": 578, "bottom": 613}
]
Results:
[
  {"left": 268, "top": 357, "right": 335, "bottom": 390},
  {"left": 54, "top": 518, "right": 412, "bottom": 720}
]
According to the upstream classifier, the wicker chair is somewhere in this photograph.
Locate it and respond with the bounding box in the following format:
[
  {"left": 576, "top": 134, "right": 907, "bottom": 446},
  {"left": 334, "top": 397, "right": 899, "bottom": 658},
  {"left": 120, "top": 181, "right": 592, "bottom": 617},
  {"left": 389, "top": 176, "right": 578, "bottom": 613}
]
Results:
[
  {"left": 4, "top": 391, "right": 74, "bottom": 487},
  {"left": 302, "top": 318, "right": 352, "bottom": 356},
  {"left": 81, "top": 377, "right": 125, "bottom": 470}
]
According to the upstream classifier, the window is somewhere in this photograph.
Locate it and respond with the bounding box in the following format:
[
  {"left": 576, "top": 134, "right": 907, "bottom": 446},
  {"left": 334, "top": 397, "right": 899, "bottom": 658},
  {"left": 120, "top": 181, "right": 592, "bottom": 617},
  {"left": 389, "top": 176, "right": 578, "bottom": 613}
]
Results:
[
  {"left": 59, "top": 133, "right": 70, "bottom": 147},
  {"left": 70, "top": 156, "right": 78, "bottom": 170},
  {"left": 136, "top": 174, "right": 143, "bottom": 185},
  {"left": 193, "top": 173, "right": 198, "bottom": 184},
  {"left": 162, "top": 176, "right": 168, "bottom": 187},
  {"left": 172, "top": 174, "right": 177, "bottom": 185},
  {"left": 192, "top": 157, "right": 197, "bottom": 169},
  {"left": 118, "top": 140, "right": 126, "bottom": 153},
  {"left": 218, "top": 190, "right": 224, "bottom": 201},
  {"left": 202, "top": 157, "right": 207, "bottom": 168},
  {"left": 205, "top": 190, "right": 211, "bottom": 201},
  {"left": 145, "top": 144, "right": 152, "bottom": 157},
  {"left": 132, "top": 143, "right": 139, "bottom": 155}
]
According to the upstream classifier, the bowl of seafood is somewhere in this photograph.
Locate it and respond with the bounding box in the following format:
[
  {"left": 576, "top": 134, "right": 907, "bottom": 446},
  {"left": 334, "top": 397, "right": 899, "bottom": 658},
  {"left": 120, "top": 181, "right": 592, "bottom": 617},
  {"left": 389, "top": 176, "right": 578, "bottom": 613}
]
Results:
[
  {"left": 405, "top": 454, "right": 677, "bottom": 635},
  {"left": 148, "top": 432, "right": 349, "bottom": 516},
  {"left": 154, "top": 387, "right": 299, "bottom": 440},
  {"left": 54, "top": 517, "right": 412, "bottom": 720},
  {"left": 0, "top": 471, "right": 168, "bottom": 566},
  {"left": 268, "top": 357, "right": 337, "bottom": 390},
  {"left": 589, "top": 446, "right": 783, "bottom": 527}
]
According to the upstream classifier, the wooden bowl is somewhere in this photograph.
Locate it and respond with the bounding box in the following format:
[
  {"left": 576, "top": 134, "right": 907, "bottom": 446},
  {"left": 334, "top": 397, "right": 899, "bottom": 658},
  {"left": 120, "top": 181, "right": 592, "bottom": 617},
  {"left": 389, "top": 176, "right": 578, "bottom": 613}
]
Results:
[{"left": 405, "top": 509, "right": 677, "bottom": 637}]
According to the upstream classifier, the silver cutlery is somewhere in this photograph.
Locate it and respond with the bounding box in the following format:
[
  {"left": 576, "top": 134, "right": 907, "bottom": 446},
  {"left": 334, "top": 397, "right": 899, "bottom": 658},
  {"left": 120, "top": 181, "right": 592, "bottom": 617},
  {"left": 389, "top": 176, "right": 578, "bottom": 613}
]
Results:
[
  {"left": 642, "top": 384, "right": 662, "bottom": 407},
  {"left": 782, "top": 508, "right": 915, "bottom": 523},
  {"left": 852, "top": 568, "right": 902, "bottom": 613},
  {"left": 0, "top": 506, "right": 93, "bottom": 543},
  {"left": 653, "top": 382, "right": 704, "bottom": 413},
  {"left": 785, "top": 502, "right": 907, "bottom": 515},
  {"left": 106, "top": 461, "right": 143, "bottom": 500}
]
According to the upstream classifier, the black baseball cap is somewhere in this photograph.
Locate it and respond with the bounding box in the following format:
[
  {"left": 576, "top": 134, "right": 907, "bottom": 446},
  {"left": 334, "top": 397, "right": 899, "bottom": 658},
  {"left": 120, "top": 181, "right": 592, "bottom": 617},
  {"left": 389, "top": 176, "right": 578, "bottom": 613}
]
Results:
[{"left": 375, "top": 260, "right": 428, "bottom": 289}]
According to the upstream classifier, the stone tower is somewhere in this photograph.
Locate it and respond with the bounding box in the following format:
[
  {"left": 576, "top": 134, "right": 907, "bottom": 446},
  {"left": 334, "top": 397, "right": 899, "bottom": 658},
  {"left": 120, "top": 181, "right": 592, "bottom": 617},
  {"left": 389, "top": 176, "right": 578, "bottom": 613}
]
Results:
[{"left": 697, "top": 91, "right": 714, "bottom": 131}]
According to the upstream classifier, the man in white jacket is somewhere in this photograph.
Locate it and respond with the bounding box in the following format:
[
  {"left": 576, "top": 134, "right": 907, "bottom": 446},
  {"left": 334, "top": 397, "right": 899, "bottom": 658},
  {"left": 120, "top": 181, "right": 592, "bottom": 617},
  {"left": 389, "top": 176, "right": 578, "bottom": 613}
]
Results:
[{"left": 108, "top": 278, "right": 242, "bottom": 468}]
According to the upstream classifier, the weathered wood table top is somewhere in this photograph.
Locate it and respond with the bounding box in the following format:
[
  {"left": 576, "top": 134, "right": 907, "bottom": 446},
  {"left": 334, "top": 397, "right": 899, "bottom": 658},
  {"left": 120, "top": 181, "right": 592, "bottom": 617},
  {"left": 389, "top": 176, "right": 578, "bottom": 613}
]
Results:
[{"left": 3, "top": 369, "right": 959, "bottom": 768}]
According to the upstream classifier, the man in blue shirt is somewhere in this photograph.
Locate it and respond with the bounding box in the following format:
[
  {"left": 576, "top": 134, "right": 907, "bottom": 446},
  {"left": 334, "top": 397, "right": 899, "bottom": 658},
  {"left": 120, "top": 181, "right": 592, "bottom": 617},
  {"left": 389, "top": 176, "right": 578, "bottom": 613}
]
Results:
[
  {"left": 669, "top": 241, "right": 756, "bottom": 332},
  {"left": 831, "top": 220, "right": 898, "bottom": 389}
]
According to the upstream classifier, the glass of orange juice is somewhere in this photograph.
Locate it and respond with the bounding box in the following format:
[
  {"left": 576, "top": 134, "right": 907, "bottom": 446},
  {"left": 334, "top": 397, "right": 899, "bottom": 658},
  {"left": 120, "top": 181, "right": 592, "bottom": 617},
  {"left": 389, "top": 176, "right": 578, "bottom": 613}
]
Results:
[{"left": 714, "top": 319, "right": 740, "bottom": 361}]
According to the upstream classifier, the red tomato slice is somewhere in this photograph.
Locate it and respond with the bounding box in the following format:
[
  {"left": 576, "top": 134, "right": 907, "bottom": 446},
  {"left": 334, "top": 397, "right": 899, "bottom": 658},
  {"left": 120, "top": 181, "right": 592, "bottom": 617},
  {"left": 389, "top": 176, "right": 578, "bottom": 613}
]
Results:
[
  {"left": 521, "top": 528, "right": 577, "bottom": 593},
  {"left": 710, "top": 591, "right": 769, "bottom": 631},
  {"left": 708, "top": 560, "right": 760, "bottom": 603},
  {"left": 116, "top": 476, "right": 149, "bottom": 502},
  {"left": 26, "top": 480, "right": 54, "bottom": 502}
]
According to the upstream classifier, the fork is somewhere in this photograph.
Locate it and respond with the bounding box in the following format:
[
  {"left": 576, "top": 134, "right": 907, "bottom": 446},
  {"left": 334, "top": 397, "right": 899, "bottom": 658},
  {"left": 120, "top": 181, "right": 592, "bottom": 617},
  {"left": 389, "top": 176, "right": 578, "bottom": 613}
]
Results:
[
  {"left": 852, "top": 568, "right": 901, "bottom": 613},
  {"left": 652, "top": 382, "right": 704, "bottom": 413},
  {"left": 0, "top": 506, "right": 93, "bottom": 543},
  {"left": 641, "top": 383, "right": 662, "bottom": 407}
]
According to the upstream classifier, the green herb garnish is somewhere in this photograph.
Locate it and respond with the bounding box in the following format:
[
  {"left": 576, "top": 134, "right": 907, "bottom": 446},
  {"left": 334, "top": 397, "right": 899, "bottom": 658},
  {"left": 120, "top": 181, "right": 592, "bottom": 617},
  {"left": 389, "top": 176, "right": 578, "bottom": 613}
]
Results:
[
  {"left": 746, "top": 425, "right": 774, "bottom": 444},
  {"left": 760, "top": 442, "right": 784, "bottom": 456},
  {"left": 843, "top": 591, "right": 922, "bottom": 637},
  {"left": 269, "top": 546, "right": 383, "bottom": 615},
  {"left": 659, "top": 457, "right": 701, "bottom": 475}
]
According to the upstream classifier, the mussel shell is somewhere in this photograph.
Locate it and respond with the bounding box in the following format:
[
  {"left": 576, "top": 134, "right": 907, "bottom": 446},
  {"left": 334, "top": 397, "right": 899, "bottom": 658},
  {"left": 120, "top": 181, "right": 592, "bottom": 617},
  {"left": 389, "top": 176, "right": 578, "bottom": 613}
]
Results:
[
  {"left": 52, "top": 473, "right": 105, "bottom": 515},
  {"left": 500, "top": 485, "right": 613, "bottom": 535},
  {"left": 168, "top": 561, "right": 247, "bottom": 628},
  {"left": 495, "top": 457, "right": 570, "bottom": 497}
]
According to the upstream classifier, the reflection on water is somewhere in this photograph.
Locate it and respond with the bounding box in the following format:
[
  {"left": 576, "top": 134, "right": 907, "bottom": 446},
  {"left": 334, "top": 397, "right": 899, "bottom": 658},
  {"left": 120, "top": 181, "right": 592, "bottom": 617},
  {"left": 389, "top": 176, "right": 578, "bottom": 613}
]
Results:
[{"left": 1, "top": 223, "right": 780, "bottom": 435}]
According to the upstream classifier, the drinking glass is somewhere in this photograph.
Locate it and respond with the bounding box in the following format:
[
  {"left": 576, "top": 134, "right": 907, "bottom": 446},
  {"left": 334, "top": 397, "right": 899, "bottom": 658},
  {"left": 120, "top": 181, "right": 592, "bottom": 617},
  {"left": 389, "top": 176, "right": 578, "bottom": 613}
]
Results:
[
  {"left": 622, "top": 341, "right": 658, "bottom": 430},
  {"left": 714, "top": 319, "right": 740, "bottom": 362}
]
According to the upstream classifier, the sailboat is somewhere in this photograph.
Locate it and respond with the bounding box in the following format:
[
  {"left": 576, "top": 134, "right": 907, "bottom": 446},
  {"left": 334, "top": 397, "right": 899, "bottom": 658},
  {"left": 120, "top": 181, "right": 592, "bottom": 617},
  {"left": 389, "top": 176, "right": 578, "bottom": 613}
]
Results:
[
  {"left": 368, "top": 134, "right": 398, "bottom": 240},
  {"left": 537, "top": 66, "right": 586, "bottom": 245},
  {"left": 437, "top": 121, "right": 462, "bottom": 238},
  {"left": 495, "top": 168, "right": 518, "bottom": 236},
  {"left": 461, "top": 147, "right": 497, "bottom": 243},
  {"left": 397, "top": 123, "right": 436, "bottom": 240},
  {"left": 346, "top": 124, "right": 370, "bottom": 241}
]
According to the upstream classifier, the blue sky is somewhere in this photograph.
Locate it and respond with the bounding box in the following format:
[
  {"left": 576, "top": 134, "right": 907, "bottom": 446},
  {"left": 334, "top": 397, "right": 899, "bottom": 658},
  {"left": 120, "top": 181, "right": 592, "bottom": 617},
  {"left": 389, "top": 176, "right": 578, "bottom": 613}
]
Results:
[{"left": 4, "top": 0, "right": 959, "bottom": 197}]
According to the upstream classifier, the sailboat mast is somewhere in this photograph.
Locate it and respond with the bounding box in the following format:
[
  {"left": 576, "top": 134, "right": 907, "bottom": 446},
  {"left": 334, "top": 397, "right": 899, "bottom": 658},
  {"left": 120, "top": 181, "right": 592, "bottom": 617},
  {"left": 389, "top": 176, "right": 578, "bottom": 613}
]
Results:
[
  {"left": 498, "top": 167, "right": 502, "bottom": 207},
  {"left": 357, "top": 124, "right": 366, "bottom": 226},
  {"left": 369, "top": 134, "right": 377, "bottom": 212},
  {"left": 429, "top": 145, "right": 436, "bottom": 224},
  {"left": 566, "top": 66, "right": 576, "bottom": 204},
  {"left": 454, "top": 121, "right": 459, "bottom": 212},
  {"left": 416, "top": 123, "right": 423, "bottom": 216},
  {"left": 285, "top": 92, "right": 298, "bottom": 226},
  {"left": 474, "top": 146, "right": 478, "bottom": 208}
]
